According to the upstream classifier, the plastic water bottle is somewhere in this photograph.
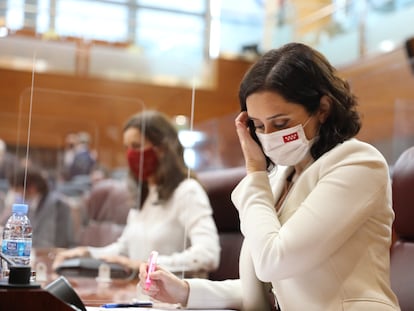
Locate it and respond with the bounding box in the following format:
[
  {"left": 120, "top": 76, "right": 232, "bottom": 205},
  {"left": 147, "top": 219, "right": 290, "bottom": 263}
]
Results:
[{"left": 1, "top": 203, "right": 33, "bottom": 266}]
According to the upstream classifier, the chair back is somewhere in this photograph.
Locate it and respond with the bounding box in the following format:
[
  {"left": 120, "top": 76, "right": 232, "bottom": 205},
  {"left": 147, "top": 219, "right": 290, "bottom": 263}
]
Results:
[
  {"left": 85, "top": 179, "right": 130, "bottom": 224},
  {"left": 198, "top": 166, "right": 246, "bottom": 280},
  {"left": 391, "top": 146, "right": 414, "bottom": 311},
  {"left": 78, "top": 178, "right": 131, "bottom": 246}
]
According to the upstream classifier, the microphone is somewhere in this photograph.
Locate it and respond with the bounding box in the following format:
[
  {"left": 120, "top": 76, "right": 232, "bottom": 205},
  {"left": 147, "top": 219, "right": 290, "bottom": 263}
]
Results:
[{"left": 0, "top": 251, "right": 32, "bottom": 286}]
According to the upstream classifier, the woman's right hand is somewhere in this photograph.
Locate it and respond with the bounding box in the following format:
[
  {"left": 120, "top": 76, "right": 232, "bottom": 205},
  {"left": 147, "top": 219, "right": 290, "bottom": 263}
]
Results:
[
  {"left": 52, "top": 246, "right": 90, "bottom": 270},
  {"left": 235, "top": 111, "right": 267, "bottom": 173},
  {"left": 138, "top": 263, "right": 189, "bottom": 307}
]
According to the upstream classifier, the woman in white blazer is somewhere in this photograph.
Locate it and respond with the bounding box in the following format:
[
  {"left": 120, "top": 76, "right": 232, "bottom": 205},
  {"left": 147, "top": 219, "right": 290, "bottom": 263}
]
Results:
[{"left": 139, "top": 43, "right": 400, "bottom": 311}]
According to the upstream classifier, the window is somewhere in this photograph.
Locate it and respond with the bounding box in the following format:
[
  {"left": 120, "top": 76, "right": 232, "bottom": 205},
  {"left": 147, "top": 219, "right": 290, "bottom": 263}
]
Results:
[
  {"left": 217, "top": 0, "right": 265, "bottom": 55},
  {"left": 55, "top": 0, "right": 128, "bottom": 42},
  {"left": 137, "top": 0, "right": 206, "bottom": 14},
  {"left": 5, "top": 0, "right": 24, "bottom": 30},
  {"left": 0, "top": 0, "right": 269, "bottom": 83},
  {"left": 136, "top": 9, "right": 205, "bottom": 60}
]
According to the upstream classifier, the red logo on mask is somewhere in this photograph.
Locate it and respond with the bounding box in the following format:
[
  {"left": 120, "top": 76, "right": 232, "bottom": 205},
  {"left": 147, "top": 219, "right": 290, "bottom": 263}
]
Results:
[{"left": 283, "top": 132, "right": 299, "bottom": 143}]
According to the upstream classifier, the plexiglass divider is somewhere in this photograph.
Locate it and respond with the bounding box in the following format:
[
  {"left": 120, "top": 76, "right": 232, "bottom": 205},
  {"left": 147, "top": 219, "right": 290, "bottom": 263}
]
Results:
[{"left": 0, "top": 37, "right": 221, "bottom": 306}]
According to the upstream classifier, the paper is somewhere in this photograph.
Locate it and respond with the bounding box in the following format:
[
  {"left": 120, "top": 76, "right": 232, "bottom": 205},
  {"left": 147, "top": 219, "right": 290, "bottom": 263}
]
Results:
[
  {"left": 86, "top": 308, "right": 152, "bottom": 311},
  {"left": 86, "top": 308, "right": 231, "bottom": 311}
]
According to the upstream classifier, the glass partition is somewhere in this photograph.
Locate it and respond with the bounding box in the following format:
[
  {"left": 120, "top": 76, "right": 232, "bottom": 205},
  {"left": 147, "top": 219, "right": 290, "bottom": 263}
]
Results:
[
  {"left": 191, "top": 112, "right": 243, "bottom": 171},
  {"left": 0, "top": 0, "right": 212, "bottom": 85},
  {"left": 17, "top": 87, "right": 145, "bottom": 177},
  {"left": 1, "top": 0, "right": 414, "bottom": 84},
  {"left": 0, "top": 36, "right": 77, "bottom": 74},
  {"left": 2, "top": 0, "right": 413, "bottom": 305},
  {"left": 0, "top": 36, "right": 224, "bottom": 304},
  {"left": 2, "top": 0, "right": 414, "bottom": 84}
]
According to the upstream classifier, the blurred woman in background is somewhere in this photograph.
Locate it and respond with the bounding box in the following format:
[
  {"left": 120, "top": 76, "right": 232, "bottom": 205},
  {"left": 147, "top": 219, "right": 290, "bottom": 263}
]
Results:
[{"left": 54, "top": 110, "right": 220, "bottom": 277}]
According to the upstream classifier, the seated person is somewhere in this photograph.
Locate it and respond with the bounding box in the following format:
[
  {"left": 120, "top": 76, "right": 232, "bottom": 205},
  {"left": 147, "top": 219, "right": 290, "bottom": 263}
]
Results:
[
  {"left": 2, "top": 166, "right": 75, "bottom": 248},
  {"left": 53, "top": 110, "right": 221, "bottom": 277},
  {"left": 63, "top": 132, "right": 96, "bottom": 181},
  {"left": 138, "top": 43, "right": 400, "bottom": 311}
]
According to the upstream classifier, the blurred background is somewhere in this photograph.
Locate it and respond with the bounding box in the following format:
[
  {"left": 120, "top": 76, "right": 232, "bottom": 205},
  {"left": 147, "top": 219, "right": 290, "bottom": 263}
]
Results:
[{"left": 0, "top": 0, "right": 414, "bottom": 176}]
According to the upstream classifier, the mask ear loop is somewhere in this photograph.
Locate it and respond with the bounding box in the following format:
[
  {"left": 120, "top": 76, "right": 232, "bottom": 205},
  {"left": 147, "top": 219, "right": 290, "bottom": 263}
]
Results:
[
  {"left": 302, "top": 116, "right": 312, "bottom": 129},
  {"left": 301, "top": 115, "right": 319, "bottom": 144}
]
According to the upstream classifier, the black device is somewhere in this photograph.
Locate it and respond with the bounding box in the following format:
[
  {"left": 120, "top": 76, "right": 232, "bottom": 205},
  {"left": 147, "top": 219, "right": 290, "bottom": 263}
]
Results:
[
  {"left": 55, "top": 257, "right": 133, "bottom": 279},
  {"left": 0, "top": 251, "right": 40, "bottom": 288},
  {"left": 44, "top": 276, "right": 87, "bottom": 311}
]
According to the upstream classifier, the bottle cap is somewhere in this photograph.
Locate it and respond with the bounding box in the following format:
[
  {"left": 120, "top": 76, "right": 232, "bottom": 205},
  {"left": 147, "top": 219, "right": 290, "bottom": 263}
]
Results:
[{"left": 12, "top": 203, "right": 29, "bottom": 214}]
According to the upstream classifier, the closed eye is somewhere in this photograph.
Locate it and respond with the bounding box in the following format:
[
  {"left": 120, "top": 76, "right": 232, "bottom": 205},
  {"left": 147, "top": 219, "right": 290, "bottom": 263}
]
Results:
[
  {"left": 272, "top": 118, "right": 290, "bottom": 130},
  {"left": 249, "top": 120, "right": 265, "bottom": 132},
  {"left": 124, "top": 142, "right": 142, "bottom": 150},
  {"left": 252, "top": 118, "right": 291, "bottom": 133}
]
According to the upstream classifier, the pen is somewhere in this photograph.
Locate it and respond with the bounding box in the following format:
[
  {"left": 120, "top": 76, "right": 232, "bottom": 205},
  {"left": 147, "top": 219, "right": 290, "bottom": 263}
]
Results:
[
  {"left": 101, "top": 301, "right": 153, "bottom": 308},
  {"left": 145, "top": 250, "right": 158, "bottom": 290}
]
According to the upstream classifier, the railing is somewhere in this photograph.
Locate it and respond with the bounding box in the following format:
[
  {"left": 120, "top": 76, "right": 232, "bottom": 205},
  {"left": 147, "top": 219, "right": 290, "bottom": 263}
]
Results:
[{"left": 0, "top": 1, "right": 413, "bottom": 85}]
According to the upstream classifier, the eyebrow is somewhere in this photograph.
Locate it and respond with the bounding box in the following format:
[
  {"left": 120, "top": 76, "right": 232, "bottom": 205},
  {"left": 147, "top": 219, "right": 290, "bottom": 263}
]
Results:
[{"left": 249, "top": 113, "right": 287, "bottom": 121}]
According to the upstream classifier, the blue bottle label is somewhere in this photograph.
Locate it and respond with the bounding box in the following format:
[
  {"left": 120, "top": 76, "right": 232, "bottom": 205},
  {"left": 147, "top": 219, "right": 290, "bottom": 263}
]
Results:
[{"left": 2, "top": 240, "right": 31, "bottom": 257}]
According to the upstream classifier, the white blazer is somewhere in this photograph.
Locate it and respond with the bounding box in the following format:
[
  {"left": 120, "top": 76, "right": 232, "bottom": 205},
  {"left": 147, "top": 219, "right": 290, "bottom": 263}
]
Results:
[{"left": 186, "top": 139, "right": 400, "bottom": 311}]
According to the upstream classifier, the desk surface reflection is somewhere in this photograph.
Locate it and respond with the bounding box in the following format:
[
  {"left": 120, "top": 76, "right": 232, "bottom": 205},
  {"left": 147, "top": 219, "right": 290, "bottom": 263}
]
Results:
[
  {"left": 1, "top": 248, "right": 233, "bottom": 310},
  {"left": 33, "top": 248, "right": 159, "bottom": 308}
]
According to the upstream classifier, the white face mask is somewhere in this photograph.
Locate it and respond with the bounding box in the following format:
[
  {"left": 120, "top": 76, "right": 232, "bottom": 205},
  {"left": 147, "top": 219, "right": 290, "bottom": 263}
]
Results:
[{"left": 256, "top": 118, "right": 312, "bottom": 166}]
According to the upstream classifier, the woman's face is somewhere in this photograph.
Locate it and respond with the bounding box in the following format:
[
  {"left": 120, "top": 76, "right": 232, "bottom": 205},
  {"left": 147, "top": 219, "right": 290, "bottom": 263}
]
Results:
[
  {"left": 123, "top": 127, "right": 159, "bottom": 183},
  {"left": 246, "top": 91, "right": 320, "bottom": 140},
  {"left": 123, "top": 127, "right": 153, "bottom": 151}
]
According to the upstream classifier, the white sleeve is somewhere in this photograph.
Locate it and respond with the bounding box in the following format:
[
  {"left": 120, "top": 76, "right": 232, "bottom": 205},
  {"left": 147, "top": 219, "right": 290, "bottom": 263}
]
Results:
[
  {"left": 157, "top": 179, "right": 221, "bottom": 273},
  {"left": 186, "top": 279, "right": 243, "bottom": 310},
  {"left": 87, "top": 210, "right": 135, "bottom": 258},
  {"left": 187, "top": 275, "right": 272, "bottom": 311},
  {"left": 232, "top": 148, "right": 391, "bottom": 281}
]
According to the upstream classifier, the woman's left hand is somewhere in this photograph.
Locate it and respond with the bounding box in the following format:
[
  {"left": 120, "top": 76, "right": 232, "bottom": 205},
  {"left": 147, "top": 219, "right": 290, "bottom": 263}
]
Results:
[
  {"left": 138, "top": 262, "right": 189, "bottom": 306},
  {"left": 235, "top": 111, "right": 267, "bottom": 173}
]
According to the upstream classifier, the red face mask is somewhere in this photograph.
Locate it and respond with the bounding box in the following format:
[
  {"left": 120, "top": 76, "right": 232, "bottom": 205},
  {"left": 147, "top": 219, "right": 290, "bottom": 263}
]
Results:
[{"left": 126, "top": 147, "right": 159, "bottom": 181}]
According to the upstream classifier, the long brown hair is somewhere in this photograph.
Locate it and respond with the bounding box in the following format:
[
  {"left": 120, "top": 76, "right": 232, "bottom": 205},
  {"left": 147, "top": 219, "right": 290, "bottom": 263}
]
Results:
[
  {"left": 123, "top": 110, "right": 188, "bottom": 207},
  {"left": 239, "top": 42, "right": 361, "bottom": 170}
]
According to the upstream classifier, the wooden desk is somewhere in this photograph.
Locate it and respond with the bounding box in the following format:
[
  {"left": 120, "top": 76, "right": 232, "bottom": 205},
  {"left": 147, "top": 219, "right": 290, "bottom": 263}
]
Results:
[
  {"left": 1, "top": 248, "right": 233, "bottom": 310},
  {"left": 32, "top": 248, "right": 144, "bottom": 307}
]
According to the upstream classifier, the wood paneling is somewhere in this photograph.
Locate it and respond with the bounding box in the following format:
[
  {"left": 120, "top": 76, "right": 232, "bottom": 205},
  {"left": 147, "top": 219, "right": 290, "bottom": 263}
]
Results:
[
  {"left": 0, "top": 57, "right": 253, "bottom": 168},
  {"left": 338, "top": 47, "right": 414, "bottom": 144},
  {"left": 1, "top": 45, "right": 414, "bottom": 169}
]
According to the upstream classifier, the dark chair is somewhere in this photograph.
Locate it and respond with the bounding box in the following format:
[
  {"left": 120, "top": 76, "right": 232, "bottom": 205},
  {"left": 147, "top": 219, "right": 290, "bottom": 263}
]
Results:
[
  {"left": 84, "top": 178, "right": 130, "bottom": 225},
  {"left": 390, "top": 146, "right": 414, "bottom": 311},
  {"left": 197, "top": 166, "right": 246, "bottom": 281},
  {"left": 77, "top": 178, "right": 131, "bottom": 246},
  {"left": 56, "top": 182, "right": 87, "bottom": 197}
]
